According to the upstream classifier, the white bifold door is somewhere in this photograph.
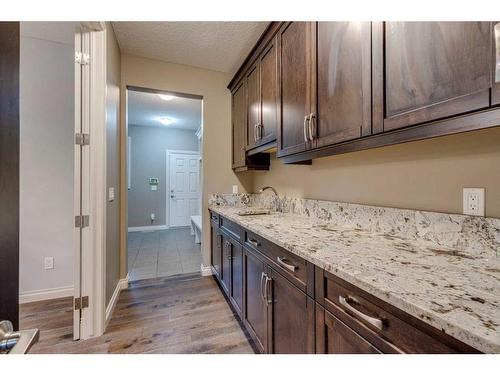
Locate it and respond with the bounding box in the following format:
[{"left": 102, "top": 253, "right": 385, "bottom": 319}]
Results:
[{"left": 167, "top": 150, "right": 200, "bottom": 227}]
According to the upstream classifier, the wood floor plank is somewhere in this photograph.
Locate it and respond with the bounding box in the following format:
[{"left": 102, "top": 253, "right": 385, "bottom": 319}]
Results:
[{"left": 20, "top": 273, "right": 255, "bottom": 354}]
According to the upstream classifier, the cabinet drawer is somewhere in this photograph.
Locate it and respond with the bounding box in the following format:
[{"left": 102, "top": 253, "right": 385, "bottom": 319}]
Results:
[
  {"left": 220, "top": 216, "right": 244, "bottom": 242},
  {"left": 210, "top": 211, "right": 219, "bottom": 225},
  {"left": 245, "top": 229, "right": 309, "bottom": 292},
  {"left": 315, "top": 268, "right": 479, "bottom": 353}
]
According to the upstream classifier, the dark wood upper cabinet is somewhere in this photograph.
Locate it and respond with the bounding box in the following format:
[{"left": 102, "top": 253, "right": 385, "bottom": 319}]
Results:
[
  {"left": 277, "top": 22, "right": 314, "bottom": 157},
  {"left": 243, "top": 246, "right": 269, "bottom": 353},
  {"left": 492, "top": 22, "right": 500, "bottom": 106},
  {"left": 378, "top": 22, "right": 492, "bottom": 131},
  {"left": 258, "top": 38, "right": 278, "bottom": 146},
  {"left": 269, "top": 268, "right": 315, "bottom": 354},
  {"left": 231, "top": 80, "right": 247, "bottom": 169},
  {"left": 313, "top": 22, "right": 372, "bottom": 147},
  {"left": 246, "top": 62, "right": 260, "bottom": 149}
]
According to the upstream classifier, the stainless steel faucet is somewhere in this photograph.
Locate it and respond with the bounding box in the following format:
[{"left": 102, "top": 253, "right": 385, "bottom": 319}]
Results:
[{"left": 258, "top": 186, "right": 282, "bottom": 213}]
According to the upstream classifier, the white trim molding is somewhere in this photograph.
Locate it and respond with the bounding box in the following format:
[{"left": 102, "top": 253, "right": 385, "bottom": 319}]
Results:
[
  {"left": 200, "top": 264, "right": 212, "bottom": 277},
  {"left": 20, "top": 286, "right": 74, "bottom": 304},
  {"left": 105, "top": 277, "right": 129, "bottom": 328},
  {"left": 128, "top": 225, "right": 168, "bottom": 232}
]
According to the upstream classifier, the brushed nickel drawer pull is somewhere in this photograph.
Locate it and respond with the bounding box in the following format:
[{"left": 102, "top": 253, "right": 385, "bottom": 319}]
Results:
[
  {"left": 248, "top": 238, "right": 260, "bottom": 247},
  {"left": 339, "top": 296, "right": 384, "bottom": 330},
  {"left": 303, "top": 115, "right": 309, "bottom": 142},
  {"left": 276, "top": 256, "right": 297, "bottom": 272},
  {"left": 264, "top": 274, "right": 272, "bottom": 305}
]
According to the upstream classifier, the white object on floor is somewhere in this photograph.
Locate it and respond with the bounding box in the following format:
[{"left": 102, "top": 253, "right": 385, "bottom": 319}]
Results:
[{"left": 190, "top": 215, "right": 202, "bottom": 244}]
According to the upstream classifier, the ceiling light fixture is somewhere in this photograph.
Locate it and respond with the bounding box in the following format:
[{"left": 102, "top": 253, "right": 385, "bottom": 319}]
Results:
[
  {"left": 158, "top": 117, "right": 174, "bottom": 126},
  {"left": 158, "top": 94, "right": 175, "bottom": 101}
]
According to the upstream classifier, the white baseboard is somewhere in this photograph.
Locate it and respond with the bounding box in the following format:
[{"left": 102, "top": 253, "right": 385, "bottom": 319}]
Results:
[
  {"left": 19, "top": 285, "right": 74, "bottom": 304},
  {"left": 128, "top": 225, "right": 168, "bottom": 232},
  {"left": 201, "top": 264, "right": 212, "bottom": 277},
  {"left": 105, "top": 276, "right": 129, "bottom": 327}
]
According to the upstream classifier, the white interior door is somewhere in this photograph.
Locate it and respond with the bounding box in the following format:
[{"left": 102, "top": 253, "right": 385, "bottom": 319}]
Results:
[{"left": 168, "top": 151, "right": 200, "bottom": 227}]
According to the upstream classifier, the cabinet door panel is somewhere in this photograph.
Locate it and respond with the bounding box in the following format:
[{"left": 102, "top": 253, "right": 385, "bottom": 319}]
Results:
[
  {"left": 259, "top": 39, "right": 277, "bottom": 145},
  {"left": 210, "top": 223, "right": 221, "bottom": 279},
  {"left": 230, "top": 241, "right": 243, "bottom": 316},
  {"left": 384, "top": 22, "right": 492, "bottom": 130},
  {"left": 243, "top": 247, "right": 268, "bottom": 353},
  {"left": 315, "top": 22, "right": 371, "bottom": 147},
  {"left": 270, "top": 269, "right": 314, "bottom": 354},
  {"left": 246, "top": 63, "right": 260, "bottom": 149},
  {"left": 232, "top": 80, "right": 246, "bottom": 168},
  {"left": 220, "top": 237, "right": 231, "bottom": 294},
  {"left": 316, "top": 305, "right": 381, "bottom": 354},
  {"left": 277, "top": 22, "right": 312, "bottom": 157}
]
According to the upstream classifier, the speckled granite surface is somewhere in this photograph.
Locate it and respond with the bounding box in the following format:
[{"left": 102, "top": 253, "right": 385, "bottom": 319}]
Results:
[{"left": 208, "top": 194, "right": 500, "bottom": 353}]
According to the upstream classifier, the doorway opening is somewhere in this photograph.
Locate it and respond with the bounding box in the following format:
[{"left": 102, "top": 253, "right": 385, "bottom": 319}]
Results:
[{"left": 126, "top": 87, "right": 203, "bottom": 282}]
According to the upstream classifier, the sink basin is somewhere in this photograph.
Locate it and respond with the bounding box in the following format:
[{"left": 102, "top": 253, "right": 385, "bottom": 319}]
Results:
[{"left": 237, "top": 209, "right": 271, "bottom": 216}]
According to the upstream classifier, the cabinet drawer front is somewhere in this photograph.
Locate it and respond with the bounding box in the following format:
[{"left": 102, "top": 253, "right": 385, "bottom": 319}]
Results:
[
  {"left": 220, "top": 216, "right": 244, "bottom": 242},
  {"left": 316, "top": 269, "right": 479, "bottom": 353},
  {"left": 245, "top": 230, "right": 308, "bottom": 291},
  {"left": 210, "top": 211, "right": 219, "bottom": 225}
]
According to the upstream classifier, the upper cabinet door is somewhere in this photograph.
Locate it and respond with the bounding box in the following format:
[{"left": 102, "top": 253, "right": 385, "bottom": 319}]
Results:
[
  {"left": 313, "top": 22, "right": 372, "bottom": 147},
  {"left": 231, "top": 80, "right": 246, "bottom": 169},
  {"left": 379, "top": 22, "right": 492, "bottom": 131},
  {"left": 277, "top": 22, "right": 314, "bottom": 157},
  {"left": 258, "top": 38, "right": 278, "bottom": 146},
  {"left": 492, "top": 22, "right": 500, "bottom": 106},
  {"left": 246, "top": 62, "right": 260, "bottom": 149}
]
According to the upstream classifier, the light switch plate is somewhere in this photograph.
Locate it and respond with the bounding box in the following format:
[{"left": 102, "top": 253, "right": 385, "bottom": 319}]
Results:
[
  {"left": 463, "top": 188, "right": 485, "bottom": 216},
  {"left": 44, "top": 257, "right": 54, "bottom": 270},
  {"left": 232, "top": 185, "right": 238, "bottom": 194},
  {"left": 108, "top": 187, "right": 115, "bottom": 202}
]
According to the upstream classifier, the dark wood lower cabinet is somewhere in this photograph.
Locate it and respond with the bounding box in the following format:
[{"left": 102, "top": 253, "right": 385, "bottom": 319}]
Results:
[
  {"left": 220, "top": 235, "right": 231, "bottom": 294},
  {"left": 316, "top": 304, "right": 381, "bottom": 354},
  {"left": 269, "top": 268, "right": 315, "bottom": 354},
  {"left": 243, "top": 246, "right": 268, "bottom": 353},
  {"left": 209, "top": 211, "right": 481, "bottom": 354}
]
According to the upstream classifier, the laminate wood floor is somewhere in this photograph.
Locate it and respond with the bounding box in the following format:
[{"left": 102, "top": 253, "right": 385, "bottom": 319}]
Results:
[{"left": 20, "top": 273, "right": 255, "bottom": 354}]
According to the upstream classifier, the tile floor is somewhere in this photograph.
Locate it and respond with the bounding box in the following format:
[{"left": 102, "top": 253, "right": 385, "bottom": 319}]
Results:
[{"left": 127, "top": 227, "right": 202, "bottom": 281}]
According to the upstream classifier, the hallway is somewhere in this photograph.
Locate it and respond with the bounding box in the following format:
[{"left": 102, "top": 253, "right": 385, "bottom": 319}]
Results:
[
  {"left": 20, "top": 273, "right": 255, "bottom": 353},
  {"left": 128, "top": 228, "right": 202, "bottom": 281}
]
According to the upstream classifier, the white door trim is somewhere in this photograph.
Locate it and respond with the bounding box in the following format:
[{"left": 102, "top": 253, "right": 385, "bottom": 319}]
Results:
[
  {"left": 74, "top": 26, "right": 107, "bottom": 340},
  {"left": 165, "top": 149, "right": 200, "bottom": 228}
]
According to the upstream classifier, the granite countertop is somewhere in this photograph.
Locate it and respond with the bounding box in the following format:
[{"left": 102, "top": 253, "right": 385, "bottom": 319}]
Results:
[{"left": 209, "top": 205, "right": 500, "bottom": 353}]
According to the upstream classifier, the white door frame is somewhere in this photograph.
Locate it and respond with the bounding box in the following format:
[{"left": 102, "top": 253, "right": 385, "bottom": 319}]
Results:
[
  {"left": 165, "top": 149, "right": 201, "bottom": 228},
  {"left": 74, "top": 22, "right": 107, "bottom": 340}
]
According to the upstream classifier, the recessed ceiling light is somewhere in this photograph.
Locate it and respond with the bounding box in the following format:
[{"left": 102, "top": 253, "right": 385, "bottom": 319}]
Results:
[
  {"left": 158, "top": 94, "right": 175, "bottom": 101},
  {"left": 158, "top": 117, "right": 174, "bottom": 126}
]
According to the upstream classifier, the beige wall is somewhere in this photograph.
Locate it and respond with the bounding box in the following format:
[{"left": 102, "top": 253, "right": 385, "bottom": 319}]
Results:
[
  {"left": 105, "top": 23, "right": 122, "bottom": 305},
  {"left": 119, "top": 54, "right": 252, "bottom": 274},
  {"left": 251, "top": 126, "right": 500, "bottom": 218}
]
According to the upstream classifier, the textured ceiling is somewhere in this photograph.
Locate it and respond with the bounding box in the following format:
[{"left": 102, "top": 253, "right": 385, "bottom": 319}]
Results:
[
  {"left": 128, "top": 89, "right": 202, "bottom": 130},
  {"left": 112, "top": 22, "right": 269, "bottom": 73}
]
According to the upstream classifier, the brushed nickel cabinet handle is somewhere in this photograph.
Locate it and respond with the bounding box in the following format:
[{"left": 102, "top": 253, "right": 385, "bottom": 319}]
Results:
[
  {"left": 276, "top": 256, "right": 297, "bottom": 272},
  {"left": 308, "top": 113, "right": 315, "bottom": 141},
  {"left": 260, "top": 272, "right": 266, "bottom": 302},
  {"left": 264, "top": 274, "right": 272, "bottom": 305},
  {"left": 339, "top": 295, "right": 384, "bottom": 330},
  {"left": 248, "top": 238, "right": 260, "bottom": 247},
  {"left": 303, "top": 115, "right": 309, "bottom": 142}
]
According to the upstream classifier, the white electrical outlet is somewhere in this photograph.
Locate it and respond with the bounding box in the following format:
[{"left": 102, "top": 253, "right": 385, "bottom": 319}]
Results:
[
  {"left": 108, "top": 187, "right": 115, "bottom": 202},
  {"left": 463, "top": 188, "right": 485, "bottom": 216},
  {"left": 150, "top": 213, "right": 155, "bottom": 221},
  {"left": 232, "top": 185, "right": 239, "bottom": 194},
  {"left": 44, "top": 257, "right": 54, "bottom": 270}
]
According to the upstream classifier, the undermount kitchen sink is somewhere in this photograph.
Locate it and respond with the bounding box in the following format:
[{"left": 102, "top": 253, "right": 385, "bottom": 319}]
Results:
[{"left": 237, "top": 208, "right": 271, "bottom": 216}]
